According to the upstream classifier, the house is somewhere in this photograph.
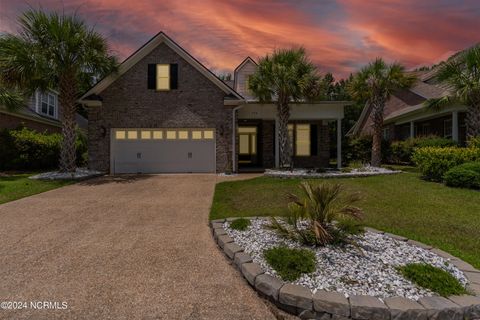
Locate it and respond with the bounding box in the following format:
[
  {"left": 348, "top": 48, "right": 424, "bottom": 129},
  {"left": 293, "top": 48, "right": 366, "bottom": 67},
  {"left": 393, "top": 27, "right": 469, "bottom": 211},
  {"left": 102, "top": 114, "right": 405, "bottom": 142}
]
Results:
[
  {"left": 79, "top": 32, "right": 349, "bottom": 174},
  {"left": 349, "top": 69, "right": 468, "bottom": 145},
  {"left": 0, "top": 89, "right": 88, "bottom": 134}
]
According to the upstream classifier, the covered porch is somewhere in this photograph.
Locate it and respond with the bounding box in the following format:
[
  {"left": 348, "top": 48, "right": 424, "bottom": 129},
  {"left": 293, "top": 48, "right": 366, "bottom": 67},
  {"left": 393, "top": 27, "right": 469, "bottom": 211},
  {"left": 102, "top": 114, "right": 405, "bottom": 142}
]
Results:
[{"left": 233, "top": 102, "right": 346, "bottom": 172}]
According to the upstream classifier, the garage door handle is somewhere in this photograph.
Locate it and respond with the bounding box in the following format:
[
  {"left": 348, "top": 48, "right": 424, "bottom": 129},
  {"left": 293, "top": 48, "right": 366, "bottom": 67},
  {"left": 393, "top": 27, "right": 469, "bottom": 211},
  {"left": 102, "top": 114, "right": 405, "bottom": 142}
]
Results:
[{"left": 188, "top": 152, "right": 192, "bottom": 159}]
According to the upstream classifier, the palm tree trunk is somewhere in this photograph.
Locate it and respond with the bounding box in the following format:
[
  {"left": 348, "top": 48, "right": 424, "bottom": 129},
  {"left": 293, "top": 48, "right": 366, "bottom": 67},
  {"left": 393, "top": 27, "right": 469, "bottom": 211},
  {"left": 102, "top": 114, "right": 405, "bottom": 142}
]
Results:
[
  {"left": 58, "top": 72, "right": 78, "bottom": 173},
  {"left": 370, "top": 102, "right": 384, "bottom": 167},
  {"left": 466, "top": 103, "right": 480, "bottom": 139},
  {"left": 277, "top": 100, "right": 291, "bottom": 168}
]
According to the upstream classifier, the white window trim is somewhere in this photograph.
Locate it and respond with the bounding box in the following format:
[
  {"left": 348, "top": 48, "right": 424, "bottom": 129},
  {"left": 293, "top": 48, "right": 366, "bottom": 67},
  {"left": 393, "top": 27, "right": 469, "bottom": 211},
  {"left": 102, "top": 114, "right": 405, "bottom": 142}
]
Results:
[{"left": 38, "top": 91, "right": 58, "bottom": 119}]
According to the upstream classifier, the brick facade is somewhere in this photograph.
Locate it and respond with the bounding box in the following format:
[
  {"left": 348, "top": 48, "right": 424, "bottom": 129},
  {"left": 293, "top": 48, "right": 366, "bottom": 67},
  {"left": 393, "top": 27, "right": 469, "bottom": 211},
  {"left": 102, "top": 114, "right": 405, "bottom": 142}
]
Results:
[
  {"left": 0, "top": 113, "right": 61, "bottom": 134},
  {"left": 291, "top": 120, "right": 330, "bottom": 168},
  {"left": 87, "top": 43, "right": 233, "bottom": 173}
]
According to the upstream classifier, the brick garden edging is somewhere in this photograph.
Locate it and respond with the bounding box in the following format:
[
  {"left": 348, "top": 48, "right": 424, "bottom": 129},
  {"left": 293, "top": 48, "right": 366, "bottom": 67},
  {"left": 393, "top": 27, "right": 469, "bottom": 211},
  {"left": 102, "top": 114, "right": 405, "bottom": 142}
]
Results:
[{"left": 210, "top": 217, "right": 480, "bottom": 320}]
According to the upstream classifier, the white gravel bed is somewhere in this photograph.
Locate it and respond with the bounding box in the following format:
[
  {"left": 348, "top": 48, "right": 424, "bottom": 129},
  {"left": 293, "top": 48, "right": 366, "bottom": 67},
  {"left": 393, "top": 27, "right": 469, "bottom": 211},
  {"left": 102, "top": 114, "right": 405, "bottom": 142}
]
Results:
[
  {"left": 265, "top": 166, "right": 400, "bottom": 178},
  {"left": 224, "top": 219, "right": 468, "bottom": 301},
  {"left": 29, "top": 168, "right": 103, "bottom": 180}
]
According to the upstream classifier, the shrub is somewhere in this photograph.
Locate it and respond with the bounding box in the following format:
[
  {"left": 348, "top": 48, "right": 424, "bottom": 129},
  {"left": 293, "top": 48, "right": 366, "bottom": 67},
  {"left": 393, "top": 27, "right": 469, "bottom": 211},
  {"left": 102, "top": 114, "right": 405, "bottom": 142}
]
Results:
[
  {"left": 345, "top": 135, "right": 390, "bottom": 165},
  {"left": 264, "top": 246, "right": 316, "bottom": 281},
  {"left": 412, "top": 147, "right": 480, "bottom": 181},
  {"left": 444, "top": 162, "right": 480, "bottom": 189},
  {"left": 397, "top": 263, "right": 466, "bottom": 297},
  {"left": 230, "top": 218, "right": 251, "bottom": 231},
  {"left": 269, "top": 182, "right": 364, "bottom": 246},
  {"left": 468, "top": 137, "right": 480, "bottom": 148},
  {"left": 0, "top": 128, "right": 87, "bottom": 171},
  {"left": 389, "top": 136, "right": 456, "bottom": 164}
]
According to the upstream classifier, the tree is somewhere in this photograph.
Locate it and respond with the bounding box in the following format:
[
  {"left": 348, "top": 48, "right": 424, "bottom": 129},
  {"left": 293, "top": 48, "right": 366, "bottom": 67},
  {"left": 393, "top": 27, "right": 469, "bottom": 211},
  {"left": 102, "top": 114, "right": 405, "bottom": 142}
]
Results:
[
  {"left": 425, "top": 45, "right": 480, "bottom": 139},
  {"left": 249, "top": 48, "right": 322, "bottom": 167},
  {"left": 0, "top": 9, "right": 118, "bottom": 172},
  {"left": 0, "top": 86, "right": 25, "bottom": 111},
  {"left": 348, "top": 58, "right": 415, "bottom": 167}
]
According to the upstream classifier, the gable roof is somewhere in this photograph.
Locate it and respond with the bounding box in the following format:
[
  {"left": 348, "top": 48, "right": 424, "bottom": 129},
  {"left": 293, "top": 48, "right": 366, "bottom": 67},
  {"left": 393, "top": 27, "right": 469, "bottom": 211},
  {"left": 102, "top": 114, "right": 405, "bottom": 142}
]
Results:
[{"left": 79, "top": 32, "right": 244, "bottom": 104}]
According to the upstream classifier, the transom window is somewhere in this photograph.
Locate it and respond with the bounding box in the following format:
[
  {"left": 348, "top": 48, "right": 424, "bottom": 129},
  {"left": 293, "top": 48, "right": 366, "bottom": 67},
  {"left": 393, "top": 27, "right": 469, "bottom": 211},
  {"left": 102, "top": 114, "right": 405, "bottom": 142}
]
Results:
[
  {"left": 156, "top": 64, "right": 170, "bottom": 90},
  {"left": 40, "top": 92, "right": 57, "bottom": 118}
]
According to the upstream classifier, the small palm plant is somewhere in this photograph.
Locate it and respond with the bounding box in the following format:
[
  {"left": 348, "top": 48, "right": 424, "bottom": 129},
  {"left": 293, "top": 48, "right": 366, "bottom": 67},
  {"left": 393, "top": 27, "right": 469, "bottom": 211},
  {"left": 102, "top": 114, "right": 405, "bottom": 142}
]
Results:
[{"left": 269, "top": 181, "right": 364, "bottom": 246}]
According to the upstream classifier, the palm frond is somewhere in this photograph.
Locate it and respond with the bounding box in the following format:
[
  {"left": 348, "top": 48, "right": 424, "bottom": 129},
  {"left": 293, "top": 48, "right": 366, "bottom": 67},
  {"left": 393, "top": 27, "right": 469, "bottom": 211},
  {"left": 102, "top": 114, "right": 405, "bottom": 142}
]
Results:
[{"left": 0, "top": 87, "right": 25, "bottom": 111}]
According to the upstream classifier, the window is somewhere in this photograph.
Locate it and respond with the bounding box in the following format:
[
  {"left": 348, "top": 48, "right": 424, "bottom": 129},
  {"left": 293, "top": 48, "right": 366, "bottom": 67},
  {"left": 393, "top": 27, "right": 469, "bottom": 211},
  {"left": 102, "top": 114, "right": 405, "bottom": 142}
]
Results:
[
  {"left": 192, "top": 131, "right": 202, "bottom": 139},
  {"left": 295, "top": 124, "right": 311, "bottom": 156},
  {"left": 444, "top": 119, "right": 452, "bottom": 138},
  {"left": 115, "top": 131, "right": 126, "bottom": 140},
  {"left": 40, "top": 92, "right": 57, "bottom": 118},
  {"left": 141, "top": 131, "right": 151, "bottom": 139},
  {"left": 203, "top": 130, "right": 214, "bottom": 139},
  {"left": 178, "top": 130, "right": 189, "bottom": 140},
  {"left": 127, "top": 130, "right": 138, "bottom": 139},
  {"left": 153, "top": 131, "right": 163, "bottom": 139},
  {"left": 166, "top": 130, "right": 176, "bottom": 139},
  {"left": 156, "top": 64, "right": 170, "bottom": 90},
  {"left": 383, "top": 128, "right": 389, "bottom": 140}
]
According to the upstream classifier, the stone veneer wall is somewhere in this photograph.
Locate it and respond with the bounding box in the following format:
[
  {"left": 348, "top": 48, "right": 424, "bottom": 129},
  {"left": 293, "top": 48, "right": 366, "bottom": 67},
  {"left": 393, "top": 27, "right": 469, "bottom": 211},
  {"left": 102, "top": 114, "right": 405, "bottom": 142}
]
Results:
[{"left": 88, "top": 42, "right": 233, "bottom": 173}]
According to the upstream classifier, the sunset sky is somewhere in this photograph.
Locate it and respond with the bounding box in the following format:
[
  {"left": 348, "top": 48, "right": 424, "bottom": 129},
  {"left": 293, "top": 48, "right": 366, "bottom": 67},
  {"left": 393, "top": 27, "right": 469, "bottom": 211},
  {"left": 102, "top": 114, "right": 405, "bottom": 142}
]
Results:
[{"left": 1, "top": 0, "right": 479, "bottom": 79}]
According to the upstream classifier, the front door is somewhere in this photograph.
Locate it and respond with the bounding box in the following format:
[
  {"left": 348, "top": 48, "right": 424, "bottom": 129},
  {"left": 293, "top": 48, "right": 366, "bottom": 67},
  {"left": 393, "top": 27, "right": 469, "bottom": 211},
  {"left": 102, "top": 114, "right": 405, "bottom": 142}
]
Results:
[{"left": 238, "top": 126, "right": 258, "bottom": 167}]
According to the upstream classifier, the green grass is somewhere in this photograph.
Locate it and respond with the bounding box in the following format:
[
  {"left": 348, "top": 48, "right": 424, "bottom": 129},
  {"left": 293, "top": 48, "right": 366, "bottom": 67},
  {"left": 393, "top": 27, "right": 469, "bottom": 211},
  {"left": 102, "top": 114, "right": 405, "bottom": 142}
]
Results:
[
  {"left": 0, "top": 173, "right": 73, "bottom": 204},
  {"left": 210, "top": 170, "right": 480, "bottom": 269},
  {"left": 229, "top": 217, "right": 251, "bottom": 231},
  {"left": 264, "top": 246, "right": 316, "bottom": 281},
  {"left": 398, "top": 263, "right": 467, "bottom": 296}
]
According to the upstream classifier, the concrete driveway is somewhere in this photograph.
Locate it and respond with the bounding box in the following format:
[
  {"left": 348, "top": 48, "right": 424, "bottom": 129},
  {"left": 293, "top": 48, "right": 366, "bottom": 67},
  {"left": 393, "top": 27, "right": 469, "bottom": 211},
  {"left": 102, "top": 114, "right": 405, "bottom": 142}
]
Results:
[{"left": 0, "top": 175, "right": 276, "bottom": 320}]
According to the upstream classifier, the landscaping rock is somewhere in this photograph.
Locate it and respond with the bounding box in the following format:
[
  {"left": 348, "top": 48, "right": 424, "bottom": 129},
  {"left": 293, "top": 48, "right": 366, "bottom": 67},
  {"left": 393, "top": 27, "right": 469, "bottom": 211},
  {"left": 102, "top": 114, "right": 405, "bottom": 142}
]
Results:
[
  {"left": 448, "top": 295, "right": 480, "bottom": 307},
  {"left": 213, "top": 227, "right": 227, "bottom": 240},
  {"left": 217, "top": 234, "right": 233, "bottom": 249},
  {"left": 467, "top": 283, "right": 480, "bottom": 295},
  {"left": 465, "top": 271, "right": 480, "bottom": 284},
  {"left": 241, "top": 263, "right": 264, "bottom": 286},
  {"left": 407, "top": 239, "right": 433, "bottom": 250},
  {"left": 233, "top": 252, "right": 253, "bottom": 268},
  {"left": 254, "top": 274, "right": 283, "bottom": 301},
  {"left": 211, "top": 222, "right": 223, "bottom": 229},
  {"left": 418, "top": 296, "right": 463, "bottom": 320},
  {"left": 384, "top": 233, "right": 408, "bottom": 242},
  {"left": 298, "top": 309, "right": 331, "bottom": 319},
  {"left": 210, "top": 218, "right": 225, "bottom": 225},
  {"left": 451, "top": 260, "right": 480, "bottom": 273},
  {"left": 313, "top": 290, "right": 350, "bottom": 317},
  {"left": 384, "top": 296, "right": 427, "bottom": 320},
  {"left": 349, "top": 295, "right": 389, "bottom": 320},
  {"left": 223, "top": 242, "right": 243, "bottom": 259},
  {"left": 279, "top": 284, "right": 313, "bottom": 311}
]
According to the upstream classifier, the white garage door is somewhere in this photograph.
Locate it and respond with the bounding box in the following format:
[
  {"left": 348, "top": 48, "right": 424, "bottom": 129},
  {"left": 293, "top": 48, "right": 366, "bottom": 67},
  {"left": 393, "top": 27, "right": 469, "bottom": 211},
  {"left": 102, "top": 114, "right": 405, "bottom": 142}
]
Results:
[{"left": 111, "top": 128, "right": 216, "bottom": 174}]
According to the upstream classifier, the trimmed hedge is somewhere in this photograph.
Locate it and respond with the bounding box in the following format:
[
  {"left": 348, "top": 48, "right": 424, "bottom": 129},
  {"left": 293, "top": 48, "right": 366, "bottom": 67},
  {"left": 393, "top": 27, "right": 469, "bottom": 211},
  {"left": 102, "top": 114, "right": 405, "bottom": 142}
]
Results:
[
  {"left": 412, "top": 146, "right": 480, "bottom": 181},
  {"left": 444, "top": 162, "right": 480, "bottom": 189},
  {"left": 389, "top": 136, "right": 456, "bottom": 164},
  {"left": 0, "top": 128, "right": 87, "bottom": 170}
]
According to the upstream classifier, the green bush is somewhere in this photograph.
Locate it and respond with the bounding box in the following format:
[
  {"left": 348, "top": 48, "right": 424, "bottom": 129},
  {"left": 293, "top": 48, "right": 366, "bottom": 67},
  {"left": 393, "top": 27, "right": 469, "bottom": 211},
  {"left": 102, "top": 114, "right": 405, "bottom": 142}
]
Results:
[
  {"left": 345, "top": 135, "right": 390, "bottom": 164},
  {"left": 390, "top": 136, "right": 456, "bottom": 164},
  {"left": 230, "top": 218, "right": 251, "bottom": 231},
  {"left": 264, "top": 246, "right": 316, "bottom": 281},
  {"left": 412, "top": 146, "right": 480, "bottom": 181},
  {"left": 444, "top": 162, "right": 480, "bottom": 189},
  {"left": 468, "top": 137, "right": 480, "bottom": 148},
  {"left": 0, "top": 128, "right": 88, "bottom": 170},
  {"left": 397, "top": 263, "right": 466, "bottom": 297}
]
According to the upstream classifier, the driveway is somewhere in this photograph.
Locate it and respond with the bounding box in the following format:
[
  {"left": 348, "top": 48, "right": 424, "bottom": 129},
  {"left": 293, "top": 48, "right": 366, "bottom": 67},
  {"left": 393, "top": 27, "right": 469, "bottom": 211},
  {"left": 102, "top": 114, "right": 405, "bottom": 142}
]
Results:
[{"left": 0, "top": 175, "right": 276, "bottom": 320}]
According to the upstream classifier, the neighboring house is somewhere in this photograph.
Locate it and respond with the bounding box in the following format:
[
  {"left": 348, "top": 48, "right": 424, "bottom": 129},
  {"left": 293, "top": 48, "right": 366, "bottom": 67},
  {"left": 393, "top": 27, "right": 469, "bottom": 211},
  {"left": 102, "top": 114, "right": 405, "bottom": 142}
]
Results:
[
  {"left": 349, "top": 69, "right": 468, "bottom": 145},
  {"left": 79, "top": 32, "right": 349, "bottom": 174},
  {"left": 0, "top": 89, "right": 88, "bottom": 134}
]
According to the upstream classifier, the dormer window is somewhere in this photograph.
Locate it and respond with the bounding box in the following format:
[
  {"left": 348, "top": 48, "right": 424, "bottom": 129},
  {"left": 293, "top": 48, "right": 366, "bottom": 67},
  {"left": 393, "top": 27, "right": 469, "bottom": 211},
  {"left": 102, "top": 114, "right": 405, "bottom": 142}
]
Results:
[
  {"left": 40, "top": 92, "right": 57, "bottom": 118},
  {"left": 156, "top": 64, "right": 170, "bottom": 90}
]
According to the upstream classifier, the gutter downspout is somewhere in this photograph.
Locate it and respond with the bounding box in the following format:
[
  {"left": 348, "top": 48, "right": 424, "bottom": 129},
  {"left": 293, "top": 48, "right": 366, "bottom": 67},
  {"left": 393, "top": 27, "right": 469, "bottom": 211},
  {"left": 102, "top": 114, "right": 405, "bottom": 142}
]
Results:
[{"left": 232, "top": 101, "right": 246, "bottom": 173}]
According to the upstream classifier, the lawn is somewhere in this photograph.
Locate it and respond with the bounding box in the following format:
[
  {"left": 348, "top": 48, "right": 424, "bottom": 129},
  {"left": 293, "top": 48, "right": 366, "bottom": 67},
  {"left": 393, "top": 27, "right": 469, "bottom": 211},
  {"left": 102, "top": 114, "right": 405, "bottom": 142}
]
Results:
[
  {"left": 210, "top": 171, "right": 480, "bottom": 269},
  {"left": 0, "top": 173, "right": 73, "bottom": 204}
]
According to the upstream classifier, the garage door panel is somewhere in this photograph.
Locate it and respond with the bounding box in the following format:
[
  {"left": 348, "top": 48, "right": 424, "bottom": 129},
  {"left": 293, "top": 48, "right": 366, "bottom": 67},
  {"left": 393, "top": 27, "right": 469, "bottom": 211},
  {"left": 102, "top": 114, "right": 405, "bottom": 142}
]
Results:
[{"left": 111, "top": 129, "right": 216, "bottom": 174}]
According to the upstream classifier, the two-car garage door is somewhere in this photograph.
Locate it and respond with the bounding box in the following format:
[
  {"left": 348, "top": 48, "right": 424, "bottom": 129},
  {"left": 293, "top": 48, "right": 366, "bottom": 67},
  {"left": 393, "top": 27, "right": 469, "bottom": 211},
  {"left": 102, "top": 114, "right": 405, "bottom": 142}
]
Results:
[{"left": 111, "top": 128, "right": 216, "bottom": 174}]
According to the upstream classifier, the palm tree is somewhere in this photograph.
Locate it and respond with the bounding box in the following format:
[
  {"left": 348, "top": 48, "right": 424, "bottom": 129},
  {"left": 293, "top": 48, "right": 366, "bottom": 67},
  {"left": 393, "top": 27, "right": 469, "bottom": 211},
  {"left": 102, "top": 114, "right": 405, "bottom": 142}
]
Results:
[
  {"left": 425, "top": 45, "right": 480, "bottom": 139},
  {"left": 0, "top": 10, "right": 118, "bottom": 172},
  {"left": 0, "top": 86, "right": 25, "bottom": 111},
  {"left": 348, "top": 58, "right": 416, "bottom": 167},
  {"left": 249, "top": 48, "right": 322, "bottom": 167}
]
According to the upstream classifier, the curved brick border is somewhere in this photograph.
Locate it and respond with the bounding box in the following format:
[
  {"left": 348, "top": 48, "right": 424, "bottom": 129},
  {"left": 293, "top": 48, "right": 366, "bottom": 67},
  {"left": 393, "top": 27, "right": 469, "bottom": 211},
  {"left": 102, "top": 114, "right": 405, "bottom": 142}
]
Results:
[{"left": 210, "top": 217, "right": 480, "bottom": 320}]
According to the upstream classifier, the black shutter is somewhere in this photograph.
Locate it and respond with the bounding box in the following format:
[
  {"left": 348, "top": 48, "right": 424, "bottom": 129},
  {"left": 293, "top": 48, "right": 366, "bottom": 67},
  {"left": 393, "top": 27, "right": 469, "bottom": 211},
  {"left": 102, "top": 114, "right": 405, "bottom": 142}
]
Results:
[
  {"left": 170, "top": 64, "right": 178, "bottom": 89},
  {"left": 147, "top": 64, "right": 156, "bottom": 89},
  {"left": 310, "top": 124, "right": 318, "bottom": 156}
]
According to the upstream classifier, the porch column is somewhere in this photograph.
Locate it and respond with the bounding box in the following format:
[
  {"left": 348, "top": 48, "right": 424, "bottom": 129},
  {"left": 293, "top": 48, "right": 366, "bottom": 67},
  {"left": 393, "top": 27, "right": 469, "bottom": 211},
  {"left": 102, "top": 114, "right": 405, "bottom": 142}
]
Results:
[
  {"left": 337, "top": 118, "right": 342, "bottom": 169},
  {"left": 274, "top": 116, "right": 280, "bottom": 167},
  {"left": 452, "top": 111, "right": 459, "bottom": 142},
  {"left": 410, "top": 121, "right": 415, "bottom": 138}
]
